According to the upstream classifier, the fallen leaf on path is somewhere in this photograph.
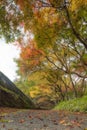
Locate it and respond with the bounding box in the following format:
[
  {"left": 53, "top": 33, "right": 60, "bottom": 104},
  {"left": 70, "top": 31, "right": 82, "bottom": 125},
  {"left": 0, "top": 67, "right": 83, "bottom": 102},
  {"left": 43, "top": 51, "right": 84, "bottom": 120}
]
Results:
[
  {"left": 38, "top": 117, "right": 43, "bottom": 121},
  {"left": 59, "top": 119, "right": 66, "bottom": 124},
  {"left": 65, "top": 128, "right": 70, "bottom": 130},
  {"left": 2, "top": 124, "right": 5, "bottom": 128},
  {"left": 0, "top": 119, "right": 13, "bottom": 123},
  {"left": 29, "top": 115, "right": 32, "bottom": 119},
  {"left": 54, "top": 122, "right": 58, "bottom": 125},
  {"left": 43, "top": 124, "right": 48, "bottom": 127},
  {"left": 64, "top": 122, "right": 70, "bottom": 126},
  {"left": 19, "top": 119, "right": 25, "bottom": 123},
  {"left": 0, "top": 113, "right": 7, "bottom": 116},
  {"left": 52, "top": 119, "right": 57, "bottom": 122},
  {"left": 71, "top": 120, "right": 81, "bottom": 127},
  {"left": 30, "top": 121, "right": 33, "bottom": 124}
]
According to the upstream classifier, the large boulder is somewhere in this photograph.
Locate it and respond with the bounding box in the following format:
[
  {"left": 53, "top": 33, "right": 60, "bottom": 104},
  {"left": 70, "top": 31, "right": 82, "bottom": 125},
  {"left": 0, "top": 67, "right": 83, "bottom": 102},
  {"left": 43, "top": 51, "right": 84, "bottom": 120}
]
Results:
[{"left": 0, "top": 71, "right": 35, "bottom": 109}]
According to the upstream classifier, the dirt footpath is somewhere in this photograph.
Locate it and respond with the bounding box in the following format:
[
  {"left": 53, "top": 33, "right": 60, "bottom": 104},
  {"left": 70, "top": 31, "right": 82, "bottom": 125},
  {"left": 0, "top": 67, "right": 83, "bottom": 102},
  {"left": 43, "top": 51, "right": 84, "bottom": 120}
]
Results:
[{"left": 0, "top": 108, "right": 87, "bottom": 130}]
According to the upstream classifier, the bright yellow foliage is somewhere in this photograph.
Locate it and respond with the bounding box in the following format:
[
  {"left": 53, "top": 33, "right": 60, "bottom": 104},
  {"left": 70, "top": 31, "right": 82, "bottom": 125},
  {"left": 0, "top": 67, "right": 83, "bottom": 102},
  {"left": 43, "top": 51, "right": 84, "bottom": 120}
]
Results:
[
  {"left": 29, "top": 85, "right": 52, "bottom": 98},
  {"left": 34, "top": 7, "right": 61, "bottom": 26},
  {"left": 70, "top": 0, "right": 87, "bottom": 11}
]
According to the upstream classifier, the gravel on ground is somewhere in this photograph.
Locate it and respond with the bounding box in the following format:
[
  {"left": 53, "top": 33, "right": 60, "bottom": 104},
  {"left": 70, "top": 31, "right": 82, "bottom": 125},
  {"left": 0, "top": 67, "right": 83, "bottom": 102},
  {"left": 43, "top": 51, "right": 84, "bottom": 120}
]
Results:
[{"left": 0, "top": 108, "right": 87, "bottom": 130}]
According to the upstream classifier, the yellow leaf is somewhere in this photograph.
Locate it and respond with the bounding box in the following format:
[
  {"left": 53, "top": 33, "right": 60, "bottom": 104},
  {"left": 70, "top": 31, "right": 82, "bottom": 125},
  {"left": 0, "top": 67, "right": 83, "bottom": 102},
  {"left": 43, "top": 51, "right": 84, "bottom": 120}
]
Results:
[
  {"left": 69, "top": 0, "right": 87, "bottom": 11},
  {"left": 59, "top": 119, "right": 66, "bottom": 124}
]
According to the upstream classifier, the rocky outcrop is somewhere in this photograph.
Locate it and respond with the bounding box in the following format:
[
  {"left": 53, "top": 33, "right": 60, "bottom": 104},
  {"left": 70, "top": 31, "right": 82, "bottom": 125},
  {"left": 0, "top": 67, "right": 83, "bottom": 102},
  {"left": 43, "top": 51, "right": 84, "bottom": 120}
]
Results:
[{"left": 0, "top": 71, "right": 35, "bottom": 109}]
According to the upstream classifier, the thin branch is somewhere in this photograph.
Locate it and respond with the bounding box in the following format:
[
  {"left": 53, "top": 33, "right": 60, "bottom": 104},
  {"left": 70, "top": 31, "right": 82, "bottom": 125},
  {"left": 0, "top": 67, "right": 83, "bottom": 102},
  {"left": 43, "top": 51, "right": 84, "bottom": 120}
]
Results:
[
  {"left": 63, "top": 0, "right": 87, "bottom": 50},
  {"left": 36, "top": 0, "right": 65, "bottom": 9},
  {"left": 71, "top": 72, "right": 87, "bottom": 78},
  {"left": 45, "top": 56, "right": 67, "bottom": 73},
  {"left": 36, "top": 0, "right": 52, "bottom": 7}
]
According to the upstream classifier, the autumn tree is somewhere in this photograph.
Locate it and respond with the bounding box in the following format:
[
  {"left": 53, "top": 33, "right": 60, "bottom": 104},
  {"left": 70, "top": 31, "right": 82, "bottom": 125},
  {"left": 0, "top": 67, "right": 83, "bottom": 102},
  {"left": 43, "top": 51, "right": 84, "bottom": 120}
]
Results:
[
  {"left": 14, "top": 0, "right": 87, "bottom": 101},
  {"left": 15, "top": 35, "right": 87, "bottom": 101},
  {"left": 43, "top": 41, "right": 87, "bottom": 99},
  {"left": 0, "top": 0, "right": 23, "bottom": 42},
  {"left": 0, "top": 0, "right": 87, "bottom": 102},
  {"left": 1, "top": 0, "right": 87, "bottom": 48},
  {"left": 15, "top": 39, "right": 44, "bottom": 76}
]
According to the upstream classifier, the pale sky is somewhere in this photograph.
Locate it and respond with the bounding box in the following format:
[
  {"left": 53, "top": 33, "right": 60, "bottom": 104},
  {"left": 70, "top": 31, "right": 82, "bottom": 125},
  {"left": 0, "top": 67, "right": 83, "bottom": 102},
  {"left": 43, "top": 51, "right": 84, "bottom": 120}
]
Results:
[{"left": 0, "top": 39, "right": 20, "bottom": 81}]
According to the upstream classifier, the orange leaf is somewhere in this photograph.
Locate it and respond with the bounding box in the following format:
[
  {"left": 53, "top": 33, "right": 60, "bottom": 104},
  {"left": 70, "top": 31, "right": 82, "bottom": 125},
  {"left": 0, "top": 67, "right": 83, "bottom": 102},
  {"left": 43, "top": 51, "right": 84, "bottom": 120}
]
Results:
[
  {"left": 19, "top": 119, "right": 25, "bottom": 123},
  {"left": 59, "top": 119, "right": 66, "bottom": 124}
]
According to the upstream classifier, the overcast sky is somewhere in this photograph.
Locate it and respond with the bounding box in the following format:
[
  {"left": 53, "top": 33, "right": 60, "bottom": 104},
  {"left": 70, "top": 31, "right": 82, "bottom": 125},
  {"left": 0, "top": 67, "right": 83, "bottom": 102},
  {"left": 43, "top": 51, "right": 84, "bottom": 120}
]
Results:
[{"left": 0, "top": 39, "right": 20, "bottom": 81}]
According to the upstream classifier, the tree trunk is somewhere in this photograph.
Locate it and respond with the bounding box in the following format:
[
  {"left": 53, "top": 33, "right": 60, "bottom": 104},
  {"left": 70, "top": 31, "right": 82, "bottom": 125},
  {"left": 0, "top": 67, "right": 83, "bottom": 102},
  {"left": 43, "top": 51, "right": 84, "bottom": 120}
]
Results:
[{"left": 0, "top": 71, "right": 35, "bottom": 109}]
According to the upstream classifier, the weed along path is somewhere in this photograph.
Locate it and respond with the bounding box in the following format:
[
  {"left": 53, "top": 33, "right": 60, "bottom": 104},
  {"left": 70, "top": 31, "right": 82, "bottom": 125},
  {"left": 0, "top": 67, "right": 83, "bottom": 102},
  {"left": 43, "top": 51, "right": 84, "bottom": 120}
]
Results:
[{"left": 0, "top": 108, "right": 87, "bottom": 130}]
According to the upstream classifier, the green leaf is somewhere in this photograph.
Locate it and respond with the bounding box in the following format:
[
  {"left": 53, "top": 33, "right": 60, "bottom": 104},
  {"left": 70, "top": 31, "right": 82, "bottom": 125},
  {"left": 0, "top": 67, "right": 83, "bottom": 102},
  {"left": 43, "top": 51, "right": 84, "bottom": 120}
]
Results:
[{"left": 82, "top": 54, "right": 87, "bottom": 62}]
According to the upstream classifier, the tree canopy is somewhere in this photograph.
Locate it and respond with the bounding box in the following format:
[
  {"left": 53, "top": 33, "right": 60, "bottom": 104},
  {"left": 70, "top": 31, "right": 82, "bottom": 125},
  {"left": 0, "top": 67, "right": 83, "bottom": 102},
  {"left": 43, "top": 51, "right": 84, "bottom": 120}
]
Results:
[{"left": 0, "top": 0, "right": 87, "bottom": 103}]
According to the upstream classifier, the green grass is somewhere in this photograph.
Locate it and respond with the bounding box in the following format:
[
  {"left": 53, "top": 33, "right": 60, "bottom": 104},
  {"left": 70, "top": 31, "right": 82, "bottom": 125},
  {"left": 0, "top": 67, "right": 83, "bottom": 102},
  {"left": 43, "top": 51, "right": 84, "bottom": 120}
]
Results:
[{"left": 54, "top": 95, "right": 87, "bottom": 112}]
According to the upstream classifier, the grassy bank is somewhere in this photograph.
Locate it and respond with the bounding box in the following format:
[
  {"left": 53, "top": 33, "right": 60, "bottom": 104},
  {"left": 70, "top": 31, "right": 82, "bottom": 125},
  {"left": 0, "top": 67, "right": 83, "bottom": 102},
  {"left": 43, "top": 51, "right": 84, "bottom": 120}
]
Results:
[{"left": 54, "top": 95, "right": 87, "bottom": 112}]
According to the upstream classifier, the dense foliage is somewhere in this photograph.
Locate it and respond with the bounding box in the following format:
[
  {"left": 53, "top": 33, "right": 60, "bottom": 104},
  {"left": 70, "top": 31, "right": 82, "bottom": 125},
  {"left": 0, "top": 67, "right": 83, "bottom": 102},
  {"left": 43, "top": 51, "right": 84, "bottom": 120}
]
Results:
[{"left": 0, "top": 0, "right": 87, "bottom": 104}]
